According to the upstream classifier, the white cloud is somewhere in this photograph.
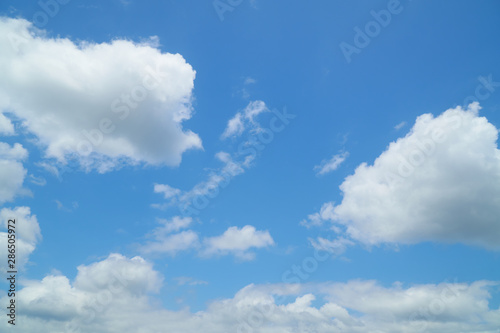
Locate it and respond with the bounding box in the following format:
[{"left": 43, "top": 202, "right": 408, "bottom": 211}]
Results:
[
  {"left": 394, "top": 121, "right": 406, "bottom": 130},
  {"left": 221, "top": 100, "right": 269, "bottom": 139},
  {"left": 0, "top": 206, "right": 41, "bottom": 271},
  {"left": 0, "top": 17, "right": 202, "bottom": 172},
  {"left": 4, "top": 256, "right": 500, "bottom": 333},
  {"left": 28, "top": 174, "right": 46, "bottom": 186},
  {"left": 140, "top": 230, "right": 199, "bottom": 256},
  {"left": 73, "top": 253, "right": 163, "bottom": 294},
  {"left": 0, "top": 112, "right": 14, "bottom": 135},
  {"left": 309, "top": 103, "right": 500, "bottom": 250},
  {"left": 202, "top": 225, "right": 274, "bottom": 260},
  {"left": 244, "top": 77, "right": 256, "bottom": 85},
  {"left": 314, "top": 151, "right": 349, "bottom": 175},
  {"left": 0, "top": 142, "right": 27, "bottom": 160},
  {"left": 174, "top": 276, "right": 208, "bottom": 286},
  {"left": 154, "top": 184, "right": 181, "bottom": 199},
  {"left": 14, "top": 254, "right": 162, "bottom": 325},
  {"left": 244, "top": 100, "right": 268, "bottom": 123},
  {"left": 300, "top": 201, "right": 335, "bottom": 229},
  {"left": 153, "top": 216, "right": 193, "bottom": 235},
  {"left": 221, "top": 112, "right": 245, "bottom": 138},
  {"left": 309, "top": 237, "right": 354, "bottom": 255},
  {"left": 0, "top": 142, "right": 28, "bottom": 203}
]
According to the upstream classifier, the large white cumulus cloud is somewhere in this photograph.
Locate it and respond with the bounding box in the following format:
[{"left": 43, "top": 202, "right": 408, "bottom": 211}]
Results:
[
  {"left": 0, "top": 17, "right": 202, "bottom": 171},
  {"left": 307, "top": 103, "right": 500, "bottom": 250}
]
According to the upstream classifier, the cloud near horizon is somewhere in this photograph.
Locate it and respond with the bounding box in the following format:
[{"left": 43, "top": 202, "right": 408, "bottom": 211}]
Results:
[{"left": 3, "top": 253, "right": 499, "bottom": 333}]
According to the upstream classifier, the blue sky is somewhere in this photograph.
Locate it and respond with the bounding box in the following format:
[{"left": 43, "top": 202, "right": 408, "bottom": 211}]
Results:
[{"left": 0, "top": 0, "right": 500, "bottom": 332}]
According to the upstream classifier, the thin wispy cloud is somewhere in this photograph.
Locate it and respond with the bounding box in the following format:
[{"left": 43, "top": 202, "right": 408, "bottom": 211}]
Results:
[{"left": 314, "top": 151, "right": 349, "bottom": 176}]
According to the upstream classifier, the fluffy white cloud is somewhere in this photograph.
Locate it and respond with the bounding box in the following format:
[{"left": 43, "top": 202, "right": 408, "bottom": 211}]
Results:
[
  {"left": 154, "top": 184, "right": 181, "bottom": 199},
  {"left": 221, "top": 100, "right": 269, "bottom": 139},
  {"left": 73, "top": 253, "right": 163, "bottom": 294},
  {"left": 0, "top": 17, "right": 202, "bottom": 172},
  {"left": 300, "top": 201, "right": 335, "bottom": 229},
  {"left": 3, "top": 255, "right": 499, "bottom": 333},
  {"left": 140, "top": 230, "right": 199, "bottom": 256},
  {"left": 307, "top": 103, "right": 500, "bottom": 250},
  {"left": 221, "top": 112, "right": 245, "bottom": 138},
  {"left": 138, "top": 217, "right": 199, "bottom": 256},
  {"left": 0, "top": 142, "right": 28, "bottom": 203},
  {"left": 202, "top": 225, "right": 275, "bottom": 260},
  {"left": 314, "top": 151, "right": 349, "bottom": 175},
  {"left": 0, "top": 206, "right": 41, "bottom": 271},
  {"left": 139, "top": 218, "right": 273, "bottom": 260},
  {"left": 11, "top": 254, "right": 163, "bottom": 328},
  {"left": 153, "top": 216, "right": 193, "bottom": 234}
]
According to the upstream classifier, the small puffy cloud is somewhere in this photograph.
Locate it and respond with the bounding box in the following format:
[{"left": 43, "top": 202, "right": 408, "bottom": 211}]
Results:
[
  {"left": 300, "top": 201, "right": 335, "bottom": 229},
  {"left": 221, "top": 112, "right": 245, "bottom": 138},
  {"left": 314, "top": 151, "right": 349, "bottom": 176},
  {"left": 0, "top": 17, "right": 202, "bottom": 172},
  {"left": 154, "top": 216, "right": 193, "bottom": 234},
  {"left": 202, "top": 225, "right": 274, "bottom": 260},
  {"left": 244, "top": 100, "right": 268, "bottom": 123},
  {"left": 221, "top": 100, "right": 269, "bottom": 139},
  {"left": 140, "top": 230, "right": 199, "bottom": 256},
  {"left": 154, "top": 184, "right": 181, "bottom": 199},
  {"left": 310, "top": 103, "right": 500, "bottom": 250}
]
